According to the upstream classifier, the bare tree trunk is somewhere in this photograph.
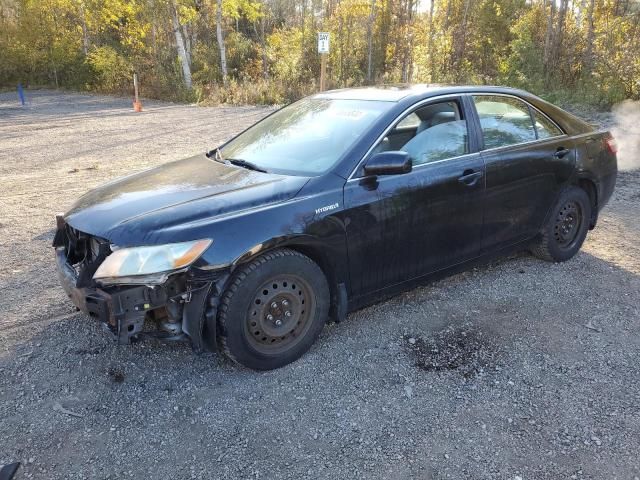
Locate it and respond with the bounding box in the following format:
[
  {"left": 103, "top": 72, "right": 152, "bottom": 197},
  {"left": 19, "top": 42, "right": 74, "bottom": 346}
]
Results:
[
  {"left": 378, "top": 0, "right": 393, "bottom": 74},
  {"left": 325, "top": 0, "right": 334, "bottom": 18},
  {"left": 556, "top": 0, "right": 570, "bottom": 50},
  {"left": 400, "top": 0, "right": 410, "bottom": 82},
  {"left": 300, "top": 0, "right": 306, "bottom": 63},
  {"left": 80, "top": 3, "right": 89, "bottom": 55},
  {"left": 398, "top": 0, "right": 418, "bottom": 82},
  {"left": 583, "top": 0, "right": 596, "bottom": 74},
  {"left": 405, "top": 0, "right": 416, "bottom": 82},
  {"left": 443, "top": 0, "right": 455, "bottom": 70},
  {"left": 216, "top": 0, "right": 228, "bottom": 85},
  {"left": 151, "top": 22, "right": 158, "bottom": 59},
  {"left": 171, "top": 0, "right": 192, "bottom": 89},
  {"left": 452, "top": 0, "right": 470, "bottom": 81},
  {"left": 50, "top": 2, "right": 60, "bottom": 88},
  {"left": 261, "top": 16, "right": 268, "bottom": 79},
  {"left": 428, "top": 0, "right": 436, "bottom": 82},
  {"left": 338, "top": 0, "right": 344, "bottom": 83},
  {"left": 366, "top": 0, "right": 376, "bottom": 82},
  {"left": 444, "top": 0, "right": 452, "bottom": 30},
  {"left": 182, "top": 23, "right": 191, "bottom": 65},
  {"left": 577, "top": 0, "right": 586, "bottom": 25},
  {"left": 550, "top": 0, "right": 569, "bottom": 80},
  {"left": 346, "top": 14, "right": 353, "bottom": 82},
  {"left": 543, "top": 0, "right": 556, "bottom": 77}
]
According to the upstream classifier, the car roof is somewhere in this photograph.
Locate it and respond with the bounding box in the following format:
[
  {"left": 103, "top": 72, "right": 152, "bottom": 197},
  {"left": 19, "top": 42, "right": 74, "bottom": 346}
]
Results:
[{"left": 316, "top": 84, "right": 535, "bottom": 102}]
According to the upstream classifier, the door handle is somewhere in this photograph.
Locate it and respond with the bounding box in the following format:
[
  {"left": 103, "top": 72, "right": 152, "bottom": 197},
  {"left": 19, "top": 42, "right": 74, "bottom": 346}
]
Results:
[
  {"left": 554, "top": 147, "right": 571, "bottom": 158},
  {"left": 458, "top": 170, "right": 483, "bottom": 186}
]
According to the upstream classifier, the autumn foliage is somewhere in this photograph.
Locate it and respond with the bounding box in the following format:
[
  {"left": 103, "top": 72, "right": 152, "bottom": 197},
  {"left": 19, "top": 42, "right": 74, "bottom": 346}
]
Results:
[{"left": 1, "top": 0, "right": 639, "bottom": 106}]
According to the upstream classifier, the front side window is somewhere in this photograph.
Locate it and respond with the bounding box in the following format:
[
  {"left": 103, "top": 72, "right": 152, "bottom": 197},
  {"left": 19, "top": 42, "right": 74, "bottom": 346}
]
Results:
[
  {"left": 371, "top": 100, "right": 469, "bottom": 166},
  {"left": 220, "top": 98, "right": 391, "bottom": 175},
  {"left": 473, "top": 95, "right": 536, "bottom": 149}
]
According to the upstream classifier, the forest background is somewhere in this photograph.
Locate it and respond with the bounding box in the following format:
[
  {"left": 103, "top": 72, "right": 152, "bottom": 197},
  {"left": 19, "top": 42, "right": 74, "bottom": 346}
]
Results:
[{"left": 1, "top": 0, "right": 639, "bottom": 106}]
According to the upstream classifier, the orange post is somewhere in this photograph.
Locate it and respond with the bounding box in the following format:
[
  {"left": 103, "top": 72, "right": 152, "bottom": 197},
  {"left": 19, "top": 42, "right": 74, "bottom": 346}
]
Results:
[{"left": 133, "top": 73, "right": 143, "bottom": 112}]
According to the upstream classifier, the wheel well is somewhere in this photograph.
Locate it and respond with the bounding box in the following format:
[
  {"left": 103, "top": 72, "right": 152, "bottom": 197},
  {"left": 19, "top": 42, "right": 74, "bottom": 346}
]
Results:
[
  {"left": 284, "top": 244, "right": 337, "bottom": 287},
  {"left": 228, "top": 244, "right": 342, "bottom": 324},
  {"left": 232, "top": 243, "right": 337, "bottom": 287},
  {"left": 577, "top": 178, "right": 598, "bottom": 228}
]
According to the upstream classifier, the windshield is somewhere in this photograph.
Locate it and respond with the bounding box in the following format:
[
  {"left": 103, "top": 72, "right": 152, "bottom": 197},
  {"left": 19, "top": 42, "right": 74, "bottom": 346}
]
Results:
[{"left": 219, "top": 98, "right": 392, "bottom": 175}]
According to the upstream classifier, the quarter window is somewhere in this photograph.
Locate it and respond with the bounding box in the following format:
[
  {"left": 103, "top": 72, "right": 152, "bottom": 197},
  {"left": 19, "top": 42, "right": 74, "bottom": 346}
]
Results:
[
  {"left": 473, "top": 95, "right": 536, "bottom": 149},
  {"left": 533, "top": 110, "right": 563, "bottom": 139},
  {"left": 371, "top": 100, "right": 469, "bottom": 166},
  {"left": 396, "top": 112, "right": 421, "bottom": 129}
]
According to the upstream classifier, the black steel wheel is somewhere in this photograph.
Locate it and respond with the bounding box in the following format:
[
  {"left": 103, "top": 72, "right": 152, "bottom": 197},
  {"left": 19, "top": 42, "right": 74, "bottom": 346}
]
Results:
[
  {"left": 216, "top": 249, "right": 329, "bottom": 370},
  {"left": 553, "top": 200, "right": 583, "bottom": 250},
  {"left": 244, "top": 274, "right": 315, "bottom": 355},
  {"left": 531, "top": 186, "right": 591, "bottom": 262}
]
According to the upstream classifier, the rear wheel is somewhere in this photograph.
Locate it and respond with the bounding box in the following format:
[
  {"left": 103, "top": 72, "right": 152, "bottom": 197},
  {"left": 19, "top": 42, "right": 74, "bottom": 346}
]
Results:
[
  {"left": 531, "top": 186, "right": 591, "bottom": 262},
  {"left": 217, "top": 249, "right": 329, "bottom": 370}
]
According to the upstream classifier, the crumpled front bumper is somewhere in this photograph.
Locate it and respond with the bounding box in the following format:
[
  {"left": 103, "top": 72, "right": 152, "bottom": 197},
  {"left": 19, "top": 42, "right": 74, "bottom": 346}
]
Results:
[
  {"left": 55, "top": 247, "right": 153, "bottom": 343},
  {"left": 55, "top": 247, "right": 221, "bottom": 350}
]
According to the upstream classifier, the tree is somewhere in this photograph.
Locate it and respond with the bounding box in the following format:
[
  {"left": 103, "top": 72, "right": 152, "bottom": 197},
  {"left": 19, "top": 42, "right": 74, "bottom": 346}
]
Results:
[
  {"left": 171, "top": 0, "right": 193, "bottom": 89},
  {"left": 216, "top": 0, "right": 228, "bottom": 84},
  {"left": 1, "top": 0, "right": 639, "bottom": 104}
]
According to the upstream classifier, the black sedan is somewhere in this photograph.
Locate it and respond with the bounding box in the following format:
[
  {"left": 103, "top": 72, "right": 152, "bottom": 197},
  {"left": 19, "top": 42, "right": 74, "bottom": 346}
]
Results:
[{"left": 53, "top": 85, "right": 617, "bottom": 370}]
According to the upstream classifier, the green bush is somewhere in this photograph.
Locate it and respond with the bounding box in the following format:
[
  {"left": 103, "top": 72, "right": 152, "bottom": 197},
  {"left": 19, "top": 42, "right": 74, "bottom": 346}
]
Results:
[{"left": 86, "top": 46, "right": 132, "bottom": 93}]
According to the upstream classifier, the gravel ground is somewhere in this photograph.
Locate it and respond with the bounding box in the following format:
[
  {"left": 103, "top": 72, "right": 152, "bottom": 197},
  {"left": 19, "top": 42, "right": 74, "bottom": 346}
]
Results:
[{"left": 1, "top": 90, "right": 639, "bottom": 480}]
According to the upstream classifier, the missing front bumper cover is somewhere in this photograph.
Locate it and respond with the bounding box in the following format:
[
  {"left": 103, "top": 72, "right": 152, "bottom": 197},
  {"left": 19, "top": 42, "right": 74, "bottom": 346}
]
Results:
[{"left": 55, "top": 246, "right": 220, "bottom": 350}]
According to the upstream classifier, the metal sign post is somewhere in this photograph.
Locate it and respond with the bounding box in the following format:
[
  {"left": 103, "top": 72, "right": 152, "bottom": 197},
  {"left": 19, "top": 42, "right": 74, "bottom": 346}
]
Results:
[{"left": 318, "top": 32, "right": 330, "bottom": 91}]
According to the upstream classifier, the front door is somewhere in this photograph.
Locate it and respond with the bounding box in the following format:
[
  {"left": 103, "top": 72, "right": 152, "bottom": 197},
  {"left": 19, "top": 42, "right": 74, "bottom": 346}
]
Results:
[{"left": 343, "top": 96, "right": 486, "bottom": 298}]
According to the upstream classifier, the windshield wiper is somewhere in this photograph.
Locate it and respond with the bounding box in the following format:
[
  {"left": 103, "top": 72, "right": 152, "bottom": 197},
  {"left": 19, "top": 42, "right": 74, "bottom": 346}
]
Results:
[
  {"left": 205, "top": 148, "right": 224, "bottom": 163},
  {"left": 206, "top": 150, "right": 268, "bottom": 173},
  {"left": 227, "top": 158, "right": 268, "bottom": 173}
]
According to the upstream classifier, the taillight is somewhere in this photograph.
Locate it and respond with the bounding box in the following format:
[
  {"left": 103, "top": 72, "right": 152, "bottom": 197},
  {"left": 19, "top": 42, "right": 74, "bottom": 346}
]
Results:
[{"left": 605, "top": 136, "right": 618, "bottom": 154}]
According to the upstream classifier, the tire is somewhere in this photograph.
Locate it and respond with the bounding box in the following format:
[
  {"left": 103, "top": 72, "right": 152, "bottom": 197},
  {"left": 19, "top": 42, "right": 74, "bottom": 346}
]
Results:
[
  {"left": 217, "top": 248, "right": 330, "bottom": 370},
  {"left": 531, "top": 186, "right": 592, "bottom": 262}
]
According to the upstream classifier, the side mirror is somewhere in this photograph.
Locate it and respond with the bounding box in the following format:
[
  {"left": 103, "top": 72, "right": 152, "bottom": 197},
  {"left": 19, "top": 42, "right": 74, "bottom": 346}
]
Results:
[{"left": 363, "top": 151, "right": 412, "bottom": 176}]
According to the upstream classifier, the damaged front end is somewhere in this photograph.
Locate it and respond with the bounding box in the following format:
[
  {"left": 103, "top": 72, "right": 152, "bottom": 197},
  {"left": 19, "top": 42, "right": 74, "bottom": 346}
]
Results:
[{"left": 52, "top": 216, "right": 226, "bottom": 351}]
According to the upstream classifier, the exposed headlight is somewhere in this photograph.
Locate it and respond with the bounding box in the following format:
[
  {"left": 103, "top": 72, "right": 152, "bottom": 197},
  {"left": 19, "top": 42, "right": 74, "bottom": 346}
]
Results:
[{"left": 93, "top": 239, "right": 212, "bottom": 284}]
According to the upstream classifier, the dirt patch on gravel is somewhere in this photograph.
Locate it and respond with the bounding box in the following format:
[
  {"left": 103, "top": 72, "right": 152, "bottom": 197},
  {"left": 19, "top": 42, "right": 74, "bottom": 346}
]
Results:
[{"left": 404, "top": 326, "right": 502, "bottom": 378}]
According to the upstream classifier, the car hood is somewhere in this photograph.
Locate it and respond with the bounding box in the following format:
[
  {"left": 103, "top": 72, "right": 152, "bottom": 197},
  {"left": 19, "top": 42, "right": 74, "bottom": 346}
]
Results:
[{"left": 65, "top": 155, "right": 310, "bottom": 245}]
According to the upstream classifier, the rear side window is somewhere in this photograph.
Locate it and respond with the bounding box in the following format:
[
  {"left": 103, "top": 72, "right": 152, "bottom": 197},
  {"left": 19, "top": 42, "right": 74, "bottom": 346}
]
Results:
[
  {"left": 473, "top": 95, "right": 536, "bottom": 149},
  {"left": 533, "top": 110, "right": 563, "bottom": 139}
]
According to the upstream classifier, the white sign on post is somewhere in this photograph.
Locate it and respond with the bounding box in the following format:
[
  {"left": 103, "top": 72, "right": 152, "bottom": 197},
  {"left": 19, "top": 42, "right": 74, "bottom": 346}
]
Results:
[{"left": 318, "top": 32, "right": 330, "bottom": 54}]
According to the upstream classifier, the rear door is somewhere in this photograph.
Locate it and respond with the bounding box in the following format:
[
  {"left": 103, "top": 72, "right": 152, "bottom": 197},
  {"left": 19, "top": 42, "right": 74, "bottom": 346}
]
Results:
[
  {"left": 470, "top": 94, "right": 575, "bottom": 251},
  {"left": 343, "top": 96, "right": 485, "bottom": 297}
]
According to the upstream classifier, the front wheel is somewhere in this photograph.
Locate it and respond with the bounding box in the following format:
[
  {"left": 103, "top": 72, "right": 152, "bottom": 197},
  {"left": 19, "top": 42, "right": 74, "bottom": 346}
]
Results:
[
  {"left": 217, "top": 249, "right": 330, "bottom": 370},
  {"left": 531, "top": 186, "right": 592, "bottom": 262}
]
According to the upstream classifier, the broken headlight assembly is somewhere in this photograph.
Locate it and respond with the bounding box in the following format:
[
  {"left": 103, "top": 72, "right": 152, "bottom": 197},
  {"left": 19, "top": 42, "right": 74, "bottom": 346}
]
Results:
[{"left": 93, "top": 239, "right": 212, "bottom": 285}]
